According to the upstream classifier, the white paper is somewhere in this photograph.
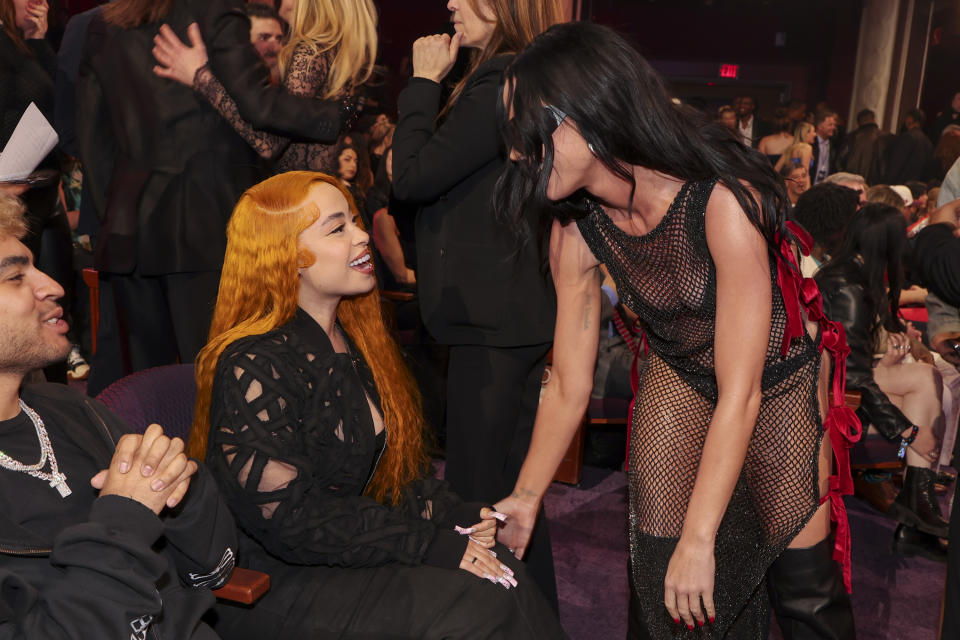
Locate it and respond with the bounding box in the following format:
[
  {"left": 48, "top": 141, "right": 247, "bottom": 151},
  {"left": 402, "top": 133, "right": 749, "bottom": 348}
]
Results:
[{"left": 0, "top": 103, "right": 59, "bottom": 182}]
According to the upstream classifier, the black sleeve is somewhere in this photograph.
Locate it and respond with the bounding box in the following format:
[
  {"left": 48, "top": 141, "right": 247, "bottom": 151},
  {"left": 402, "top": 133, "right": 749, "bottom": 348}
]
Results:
[
  {"left": 199, "top": 0, "right": 345, "bottom": 142},
  {"left": 819, "top": 280, "right": 912, "bottom": 440},
  {"left": 391, "top": 63, "right": 504, "bottom": 204},
  {"left": 0, "top": 496, "right": 169, "bottom": 640},
  {"left": 160, "top": 464, "right": 237, "bottom": 590},
  {"left": 914, "top": 223, "right": 960, "bottom": 307},
  {"left": 75, "top": 15, "right": 115, "bottom": 224},
  {"left": 208, "top": 344, "right": 467, "bottom": 569}
]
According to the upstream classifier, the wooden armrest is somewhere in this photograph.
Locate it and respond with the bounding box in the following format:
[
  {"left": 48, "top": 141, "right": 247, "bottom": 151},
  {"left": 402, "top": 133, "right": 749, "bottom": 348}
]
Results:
[
  {"left": 828, "top": 390, "right": 861, "bottom": 411},
  {"left": 213, "top": 567, "right": 270, "bottom": 605},
  {"left": 380, "top": 290, "right": 414, "bottom": 303},
  {"left": 81, "top": 267, "right": 99, "bottom": 290}
]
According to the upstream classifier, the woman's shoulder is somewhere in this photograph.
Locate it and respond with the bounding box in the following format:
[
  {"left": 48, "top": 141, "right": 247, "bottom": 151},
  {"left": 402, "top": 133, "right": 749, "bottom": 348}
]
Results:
[
  {"left": 217, "top": 326, "right": 296, "bottom": 372},
  {"left": 466, "top": 53, "right": 513, "bottom": 84}
]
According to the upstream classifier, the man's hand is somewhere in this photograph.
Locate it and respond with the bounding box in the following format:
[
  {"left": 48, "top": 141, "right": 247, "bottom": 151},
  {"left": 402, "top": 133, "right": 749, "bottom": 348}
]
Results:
[
  {"left": 90, "top": 424, "right": 197, "bottom": 514},
  {"left": 153, "top": 23, "right": 208, "bottom": 87}
]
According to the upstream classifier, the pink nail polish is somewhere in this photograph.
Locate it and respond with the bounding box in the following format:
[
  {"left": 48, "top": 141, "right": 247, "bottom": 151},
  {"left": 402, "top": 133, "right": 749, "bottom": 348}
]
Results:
[
  {"left": 454, "top": 525, "right": 475, "bottom": 535},
  {"left": 490, "top": 511, "right": 508, "bottom": 522}
]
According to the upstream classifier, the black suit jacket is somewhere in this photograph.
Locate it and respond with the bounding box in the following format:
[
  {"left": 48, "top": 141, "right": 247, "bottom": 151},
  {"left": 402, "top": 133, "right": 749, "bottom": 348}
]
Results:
[
  {"left": 77, "top": 0, "right": 348, "bottom": 276},
  {"left": 810, "top": 134, "right": 838, "bottom": 182},
  {"left": 392, "top": 56, "right": 556, "bottom": 347},
  {"left": 882, "top": 127, "right": 934, "bottom": 184}
]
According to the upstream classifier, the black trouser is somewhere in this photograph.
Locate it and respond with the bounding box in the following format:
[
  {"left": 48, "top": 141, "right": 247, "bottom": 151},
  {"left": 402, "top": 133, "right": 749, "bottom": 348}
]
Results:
[
  {"left": 87, "top": 270, "right": 220, "bottom": 396},
  {"left": 443, "top": 342, "right": 558, "bottom": 610}
]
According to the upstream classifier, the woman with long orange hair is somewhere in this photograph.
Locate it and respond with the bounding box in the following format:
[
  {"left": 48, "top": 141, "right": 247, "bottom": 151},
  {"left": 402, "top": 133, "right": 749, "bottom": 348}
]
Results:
[{"left": 189, "top": 171, "right": 564, "bottom": 639}]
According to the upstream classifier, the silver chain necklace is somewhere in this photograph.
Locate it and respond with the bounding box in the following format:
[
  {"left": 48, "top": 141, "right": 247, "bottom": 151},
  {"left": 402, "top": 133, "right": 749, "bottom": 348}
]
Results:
[{"left": 0, "top": 400, "right": 71, "bottom": 498}]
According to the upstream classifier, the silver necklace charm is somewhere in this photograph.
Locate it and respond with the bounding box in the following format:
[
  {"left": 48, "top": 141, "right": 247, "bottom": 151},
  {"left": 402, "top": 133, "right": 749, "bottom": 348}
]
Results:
[{"left": 0, "top": 400, "right": 71, "bottom": 498}]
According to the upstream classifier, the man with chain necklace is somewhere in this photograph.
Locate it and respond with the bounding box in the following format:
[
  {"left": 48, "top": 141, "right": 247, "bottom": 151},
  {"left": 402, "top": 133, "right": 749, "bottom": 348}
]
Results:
[{"left": 0, "top": 195, "right": 236, "bottom": 639}]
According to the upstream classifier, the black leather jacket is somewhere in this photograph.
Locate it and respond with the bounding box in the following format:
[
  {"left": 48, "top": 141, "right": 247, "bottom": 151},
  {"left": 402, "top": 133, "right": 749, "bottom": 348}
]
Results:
[{"left": 815, "top": 260, "right": 912, "bottom": 440}]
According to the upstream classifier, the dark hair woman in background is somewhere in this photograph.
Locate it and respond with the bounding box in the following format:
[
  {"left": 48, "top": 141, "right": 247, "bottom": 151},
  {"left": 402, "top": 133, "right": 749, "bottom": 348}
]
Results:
[
  {"left": 815, "top": 204, "right": 947, "bottom": 550},
  {"left": 390, "top": 0, "right": 563, "bottom": 606},
  {"left": 493, "top": 22, "right": 857, "bottom": 638}
]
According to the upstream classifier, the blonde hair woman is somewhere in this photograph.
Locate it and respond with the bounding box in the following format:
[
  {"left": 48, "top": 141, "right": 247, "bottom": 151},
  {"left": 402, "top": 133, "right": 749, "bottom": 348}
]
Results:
[
  {"left": 774, "top": 121, "right": 816, "bottom": 173},
  {"left": 153, "top": 0, "right": 376, "bottom": 173}
]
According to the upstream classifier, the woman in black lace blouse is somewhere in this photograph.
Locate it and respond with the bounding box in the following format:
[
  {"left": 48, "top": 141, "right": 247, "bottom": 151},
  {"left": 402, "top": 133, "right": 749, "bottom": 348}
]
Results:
[
  {"left": 187, "top": 171, "right": 565, "bottom": 639},
  {"left": 494, "top": 23, "right": 857, "bottom": 638},
  {"left": 152, "top": 0, "right": 375, "bottom": 173}
]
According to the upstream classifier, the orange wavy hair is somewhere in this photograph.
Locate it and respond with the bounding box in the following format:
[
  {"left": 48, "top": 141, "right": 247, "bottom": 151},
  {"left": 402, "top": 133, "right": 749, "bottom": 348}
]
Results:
[{"left": 190, "top": 171, "right": 429, "bottom": 505}]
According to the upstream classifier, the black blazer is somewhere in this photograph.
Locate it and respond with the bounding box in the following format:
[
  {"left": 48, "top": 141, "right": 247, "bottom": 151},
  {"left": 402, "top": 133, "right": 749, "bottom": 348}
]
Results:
[
  {"left": 77, "top": 0, "right": 349, "bottom": 276},
  {"left": 392, "top": 55, "right": 556, "bottom": 347}
]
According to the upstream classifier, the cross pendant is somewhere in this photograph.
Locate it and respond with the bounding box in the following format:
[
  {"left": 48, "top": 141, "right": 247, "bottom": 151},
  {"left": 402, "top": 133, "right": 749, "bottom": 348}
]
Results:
[{"left": 50, "top": 474, "right": 71, "bottom": 498}]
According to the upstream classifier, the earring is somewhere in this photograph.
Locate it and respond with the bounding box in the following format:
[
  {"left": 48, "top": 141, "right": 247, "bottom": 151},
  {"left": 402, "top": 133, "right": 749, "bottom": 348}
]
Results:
[{"left": 587, "top": 142, "right": 596, "bottom": 155}]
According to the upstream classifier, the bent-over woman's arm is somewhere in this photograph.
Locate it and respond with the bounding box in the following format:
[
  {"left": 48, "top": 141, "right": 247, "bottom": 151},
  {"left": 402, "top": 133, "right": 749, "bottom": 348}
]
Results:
[
  {"left": 494, "top": 219, "right": 601, "bottom": 558},
  {"left": 664, "top": 185, "right": 771, "bottom": 628}
]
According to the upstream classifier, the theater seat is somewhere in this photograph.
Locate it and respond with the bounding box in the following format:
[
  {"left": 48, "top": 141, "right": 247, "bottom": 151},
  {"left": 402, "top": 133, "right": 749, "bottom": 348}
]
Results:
[{"left": 96, "top": 364, "right": 270, "bottom": 605}]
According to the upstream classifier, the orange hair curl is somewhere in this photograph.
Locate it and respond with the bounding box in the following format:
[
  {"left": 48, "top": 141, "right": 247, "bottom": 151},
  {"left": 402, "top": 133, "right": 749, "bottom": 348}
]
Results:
[{"left": 190, "top": 171, "right": 429, "bottom": 505}]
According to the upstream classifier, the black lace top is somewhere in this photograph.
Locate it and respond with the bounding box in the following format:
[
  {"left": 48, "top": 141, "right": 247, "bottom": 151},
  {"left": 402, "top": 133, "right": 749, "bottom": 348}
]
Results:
[
  {"left": 208, "top": 308, "right": 480, "bottom": 569},
  {"left": 193, "top": 43, "right": 355, "bottom": 172}
]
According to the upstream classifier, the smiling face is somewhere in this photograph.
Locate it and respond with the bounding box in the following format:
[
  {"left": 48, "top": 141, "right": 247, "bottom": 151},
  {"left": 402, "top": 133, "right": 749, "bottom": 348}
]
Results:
[
  {"left": 447, "top": 0, "right": 495, "bottom": 49},
  {"left": 296, "top": 183, "right": 375, "bottom": 311},
  {"left": 0, "top": 235, "right": 70, "bottom": 374}
]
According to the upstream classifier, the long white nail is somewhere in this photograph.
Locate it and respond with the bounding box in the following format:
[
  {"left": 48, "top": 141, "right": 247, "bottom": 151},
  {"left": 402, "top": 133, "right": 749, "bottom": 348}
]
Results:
[{"left": 490, "top": 511, "right": 508, "bottom": 522}]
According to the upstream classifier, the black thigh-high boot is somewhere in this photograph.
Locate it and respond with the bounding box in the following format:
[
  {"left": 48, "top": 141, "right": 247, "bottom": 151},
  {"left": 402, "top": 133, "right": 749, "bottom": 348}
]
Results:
[
  {"left": 887, "top": 466, "right": 950, "bottom": 538},
  {"left": 768, "top": 538, "right": 855, "bottom": 640}
]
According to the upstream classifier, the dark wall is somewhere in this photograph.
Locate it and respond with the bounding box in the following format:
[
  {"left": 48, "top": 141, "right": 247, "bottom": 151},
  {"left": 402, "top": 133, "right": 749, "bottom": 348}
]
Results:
[
  {"left": 921, "top": 3, "right": 960, "bottom": 132},
  {"left": 585, "top": 0, "right": 862, "bottom": 121}
]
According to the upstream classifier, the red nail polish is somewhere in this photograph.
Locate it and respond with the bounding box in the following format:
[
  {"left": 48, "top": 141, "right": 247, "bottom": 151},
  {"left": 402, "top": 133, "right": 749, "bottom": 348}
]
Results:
[
  {"left": 698, "top": 620, "right": 704, "bottom": 627},
  {"left": 687, "top": 624, "right": 694, "bottom": 630},
  {"left": 710, "top": 616, "right": 716, "bottom": 624},
  {"left": 673, "top": 618, "right": 680, "bottom": 624}
]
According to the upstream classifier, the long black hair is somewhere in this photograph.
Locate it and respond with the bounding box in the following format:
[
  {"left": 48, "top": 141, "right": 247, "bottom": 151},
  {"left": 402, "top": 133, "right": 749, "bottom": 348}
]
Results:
[
  {"left": 494, "top": 22, "right": 790, "bottom": 260},
  {"left": 820, "top": 203, "right": 907, "bottom": 337}
]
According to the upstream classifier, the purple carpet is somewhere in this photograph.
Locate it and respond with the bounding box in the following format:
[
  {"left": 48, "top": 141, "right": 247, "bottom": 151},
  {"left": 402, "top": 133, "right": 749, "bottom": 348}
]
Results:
[{"left": 543, "top": 466, "right": 949, "bottom": 640}]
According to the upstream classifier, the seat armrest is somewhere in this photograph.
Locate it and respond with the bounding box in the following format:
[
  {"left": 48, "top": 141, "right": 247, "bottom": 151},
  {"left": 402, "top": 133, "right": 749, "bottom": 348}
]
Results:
[{"left": 213, "top": 567, "right": 271, "bottom": 605}]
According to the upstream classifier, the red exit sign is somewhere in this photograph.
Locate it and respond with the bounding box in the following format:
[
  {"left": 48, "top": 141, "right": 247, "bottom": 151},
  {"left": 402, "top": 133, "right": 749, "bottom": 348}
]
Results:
[{"left": 719, "top": 64, "right": 739, "bottom": 79}]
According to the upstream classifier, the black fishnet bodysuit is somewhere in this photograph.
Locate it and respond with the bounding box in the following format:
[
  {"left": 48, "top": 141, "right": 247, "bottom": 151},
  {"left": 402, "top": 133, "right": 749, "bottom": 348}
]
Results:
[
  {"left": 194, "top": 43, "right": 345, "bottom": 173},
  {"left": 576, "top": 180, "right": 823, "bottom": 638}
]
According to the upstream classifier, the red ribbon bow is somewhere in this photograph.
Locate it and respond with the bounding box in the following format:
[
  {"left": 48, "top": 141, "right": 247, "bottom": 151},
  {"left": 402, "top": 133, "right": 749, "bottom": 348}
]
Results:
[{"left": 776, "top": 221, "right": 861, "bottom": 593}]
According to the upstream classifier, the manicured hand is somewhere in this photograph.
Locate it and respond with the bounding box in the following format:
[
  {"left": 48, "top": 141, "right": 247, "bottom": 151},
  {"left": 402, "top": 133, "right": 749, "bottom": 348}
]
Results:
[
  {"left": 411, "top": 32, "right": 463, "bottom": 84},
  {"left": 664, "top": 536, "right": 716, "bottom": 630},
  {"left": 459, "top": 507, "right": 498, "bottom": 548},
  {"left": 459, "top": 540, "right": 517, "bottom": 589},
  {"left": 153, "top": 22, "right": 208, "bottom": 87},
  {"left": 879, "top": 332, "right": 909, "bottom": 366}
]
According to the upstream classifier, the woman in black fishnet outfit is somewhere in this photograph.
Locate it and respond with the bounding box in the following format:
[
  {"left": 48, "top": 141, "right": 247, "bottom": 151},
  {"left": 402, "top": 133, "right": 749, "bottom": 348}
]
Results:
[{"left": 492, "top": 23, "right": 858, "bottom": 639}]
